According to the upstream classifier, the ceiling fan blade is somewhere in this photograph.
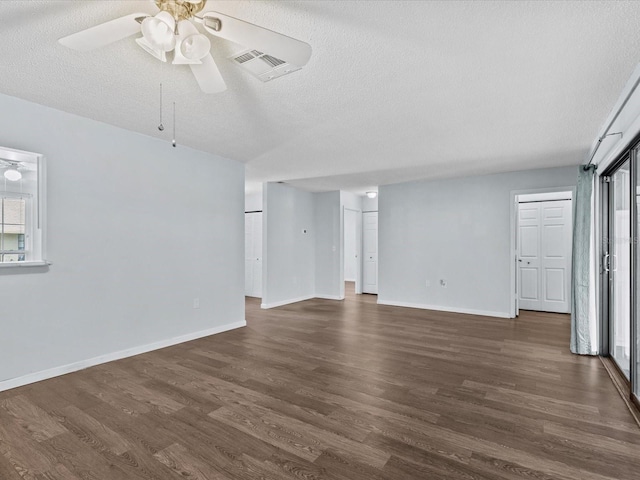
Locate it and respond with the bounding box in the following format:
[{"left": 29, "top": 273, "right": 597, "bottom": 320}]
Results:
[
  {"left": 200, "top": 12, "right": 312, "bottom": 67},
  {"left": 189, "top": 54, "right": 227, "bottom": 93},
  {"left": 58, "top": 13, "right": 148, "bottom": 51}
]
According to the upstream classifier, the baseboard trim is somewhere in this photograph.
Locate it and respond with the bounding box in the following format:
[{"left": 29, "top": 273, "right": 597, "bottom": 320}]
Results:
[
  {"left": 316, "top": 295, "right": 345, "bottom": 301},
  {"left": 599, "top": 356, "right": 640, "bottom": 428},
  {"left": 0, "top": 320, "right": 247, "bottom": 393},
  {"left": 261, "top": 295, "right": 315, "bottom": 309},
  {"left": 377, "top": 299, "right": 510, "bottom": 318}
]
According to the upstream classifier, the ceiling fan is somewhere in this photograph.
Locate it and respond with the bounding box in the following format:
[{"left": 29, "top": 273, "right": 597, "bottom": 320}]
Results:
[{"left": 58, "top": 0, "right": 312, "bottom": 93}]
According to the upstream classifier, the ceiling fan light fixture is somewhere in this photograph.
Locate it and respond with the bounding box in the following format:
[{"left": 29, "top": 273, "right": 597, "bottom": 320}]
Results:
[
  {"left": 141, "top": 11, "right": 176, "bottom": 52},
  {"left": 58, "top": 1, "right": 311, "bottom": 95},
  {"left": 172, "top": 20, "right": 210, "bottom": 64},
  {"left": 4, "top": 168, "right": 22, "bottom": 182},
  {"left": 181, "top": 34, "right": 210, "bottom": 60},
  {"left": 136, "top": 36, "right": 168, "bottom": 62}
]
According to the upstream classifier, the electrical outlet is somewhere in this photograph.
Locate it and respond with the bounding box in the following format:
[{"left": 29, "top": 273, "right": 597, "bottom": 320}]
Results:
[
  {"left": 440, "top": 279, "right": 447, "bottom": 288},
  {"left": 193, "top": 297, "right": 200, "bottom": 309}
]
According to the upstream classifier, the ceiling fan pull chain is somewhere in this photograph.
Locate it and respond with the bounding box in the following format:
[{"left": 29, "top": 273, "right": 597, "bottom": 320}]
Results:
[
  {"left": 172, "top": 102, "right": 177, "bottom": 148},
  {"left": 158, "top": 83, "right": 165, "bottom": 131}
]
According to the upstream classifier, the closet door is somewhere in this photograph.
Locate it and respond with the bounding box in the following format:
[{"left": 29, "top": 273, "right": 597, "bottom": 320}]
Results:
[{"left": 518, "top": 200, "right": 572, "bottom": 313}]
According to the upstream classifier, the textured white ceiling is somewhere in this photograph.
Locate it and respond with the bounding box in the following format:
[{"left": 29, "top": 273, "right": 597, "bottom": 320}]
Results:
[{"left": 1, "top": 1, "right": 640, "bottom": 194}]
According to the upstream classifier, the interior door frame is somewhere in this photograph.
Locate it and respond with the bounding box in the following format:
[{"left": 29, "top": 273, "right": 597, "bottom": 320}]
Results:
[{"left": 509, "top": 186, "right": 576, "bottom": 318}]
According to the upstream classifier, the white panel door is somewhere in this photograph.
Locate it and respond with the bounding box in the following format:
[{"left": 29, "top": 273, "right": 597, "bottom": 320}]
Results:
[
  {"left": 363, "top": 212, "right": 378, "bottom": 294},
  {"left": 518, "top": 200, "right": 572, "bottom": 313},
  {"left": 518, "top": 204, "right": 541, "bottom": 308},
  {"left": 244, "top": 212, "right": 262, "bottom": 298}
]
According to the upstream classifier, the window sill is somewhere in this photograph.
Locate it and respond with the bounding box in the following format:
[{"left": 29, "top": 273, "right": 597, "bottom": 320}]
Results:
[{"left": 0, "top": 261, "right": 51, "bottom": 269}]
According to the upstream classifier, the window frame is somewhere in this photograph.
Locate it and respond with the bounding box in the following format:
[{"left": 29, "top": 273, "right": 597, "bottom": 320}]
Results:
[{"left": 0, "top": 147, "right": 47, "bottom": 269}]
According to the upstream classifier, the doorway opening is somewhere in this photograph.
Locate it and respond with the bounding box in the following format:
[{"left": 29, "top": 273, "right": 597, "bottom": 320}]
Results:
[
  {"left": 343, "top": 207, "right": 362, "bottom": 297},
  {"left": 362, "top": 211, "right": 378, "bottom": 295},
  {"left": 510, "top": 187, "right": 575, "bottom": 317}
]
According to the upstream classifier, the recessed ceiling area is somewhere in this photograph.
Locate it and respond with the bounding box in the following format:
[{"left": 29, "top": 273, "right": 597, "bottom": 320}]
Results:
[{"left": 1, "top": 1, "right": 640, "bottom": 195}]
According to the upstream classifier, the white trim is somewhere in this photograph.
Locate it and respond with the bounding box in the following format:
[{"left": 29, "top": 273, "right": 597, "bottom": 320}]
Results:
[
  {"left": 518, "top": 191, "right": 573, "bottom": 203},
  {"left": 377, "top": 299, "right": 510, "bottom": 318},
  {"left": 0, "top": 320, "right": 246, "bottom": 393},
  {"left": 261, "top": 295, "right": 314, "bottom": 309},
  {"left": 0, "top": 260, "right": 50, "bottom": 269},
  {"left": 316, "top": 294, "right": 345, "bottom": 301}
]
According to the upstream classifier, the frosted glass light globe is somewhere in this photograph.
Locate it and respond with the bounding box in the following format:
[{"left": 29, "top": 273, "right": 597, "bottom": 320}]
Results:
[{"left": 4, "top": 168, "right": 21, "bottom": 182}]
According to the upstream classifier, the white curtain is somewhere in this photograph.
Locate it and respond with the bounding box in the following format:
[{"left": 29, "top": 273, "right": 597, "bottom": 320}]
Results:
[{"left": 571, "top": 165, "right": 599, "bottom": 355}]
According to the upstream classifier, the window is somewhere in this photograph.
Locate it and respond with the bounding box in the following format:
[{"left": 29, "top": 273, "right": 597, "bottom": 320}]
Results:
[{"left": 0, "top": 147, "right": 46, "bottom": 267}]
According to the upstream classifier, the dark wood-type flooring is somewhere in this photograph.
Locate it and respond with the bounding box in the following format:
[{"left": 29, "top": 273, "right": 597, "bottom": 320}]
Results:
[{"left": 1, "top": 284, "right": 639, "bottom": 479}]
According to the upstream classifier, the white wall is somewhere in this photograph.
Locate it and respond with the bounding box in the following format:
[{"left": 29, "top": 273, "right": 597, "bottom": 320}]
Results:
[
  {"left": 341, "top": 191, "right": 363, "bottom": 211},
  {"left": 314, "top": 191, "right": 342, "bottom": 299},
  {"left": 0, "top": 93, "right": 245, "bottom": 388},
  {"left": 262, "top": 182, "right": 316, "bottom": 307},
  {"left": 262, "top": 183, "right": 343, "bottom": 307},
  {"left": 378, "top": 166, "right": 578, "bottom": 317},
  {"left": 245, "top": 191, "right": 263, "bottom": 212},
  {"left": 363, "top": 195, "right": 378, "bottom": 212}
]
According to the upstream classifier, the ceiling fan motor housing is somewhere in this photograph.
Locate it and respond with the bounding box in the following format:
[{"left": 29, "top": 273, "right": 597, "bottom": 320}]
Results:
[{"left": 155, "top": 0, "right": 207, "bottom": 21}]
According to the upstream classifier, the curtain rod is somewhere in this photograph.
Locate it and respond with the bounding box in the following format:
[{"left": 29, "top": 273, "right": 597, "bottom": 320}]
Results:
[{"left": 584, "top": 73, "right": 640, "bottom": 170}]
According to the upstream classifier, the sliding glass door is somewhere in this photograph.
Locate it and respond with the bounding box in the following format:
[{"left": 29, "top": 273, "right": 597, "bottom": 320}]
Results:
[
  {"left": 608, "top": 159, "right": 631, "bottom": 378},
  {"left": 603, "top": 147, "right": 639, "bottom": 408},
  {"left": 635, "top": 153, "right": 640, "bottom": 402}
]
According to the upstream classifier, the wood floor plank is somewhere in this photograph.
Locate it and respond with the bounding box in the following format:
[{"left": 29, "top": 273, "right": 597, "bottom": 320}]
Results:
[
  {"left": 154, "top": 443, "right": 231, "bottom": 480},
  {"left": 0, "top": 455, "right": 23, "bottom": 480},
  {"left": 0, "top": 411, "right": 58, "bottom": 479},
  {"left": 40, "top": 431, "right": 140, "bottom": 480},
  {"left": 1, "top": 395, "right": 67, "bottom": 442},
  {"left": 0, "top": 284, "right": 638, "bottom": 479},
  {"left": 58, "top": 404, "right": 132, "bottom": 455},
  {"left": 223, "top": 451, "right": 326, "bottom": 480},
  {"left": 209, "top": 405, "right": 324, "bottom": 463},
  {"left": 73, "top": 377, "right": 153, "bottom": 417}
]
